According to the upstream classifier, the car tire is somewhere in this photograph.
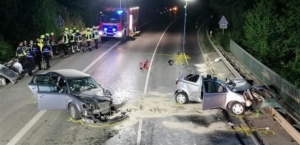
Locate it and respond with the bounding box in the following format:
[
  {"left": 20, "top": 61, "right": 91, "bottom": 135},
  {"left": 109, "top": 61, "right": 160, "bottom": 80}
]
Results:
[
  {"left": 230, "top": 102, "right": 245, "bottom": 115},
  {"left": 69, "top": 103, "right": 80, "bottom": 120},
  {"left": 175, "top": 92, "right": 188, "bottom": 104}
]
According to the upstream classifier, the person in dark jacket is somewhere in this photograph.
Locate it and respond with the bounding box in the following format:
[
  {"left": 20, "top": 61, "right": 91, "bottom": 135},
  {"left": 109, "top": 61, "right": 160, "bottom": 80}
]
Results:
[
  {"left": 25, "top": 48, "right": 35, "bottom": 76},
  {"left": 32, "top": 41, "right": 42, "bottom": 70},
  {"left": 42, "top": 42, "right": 53, "bottom": 70}
]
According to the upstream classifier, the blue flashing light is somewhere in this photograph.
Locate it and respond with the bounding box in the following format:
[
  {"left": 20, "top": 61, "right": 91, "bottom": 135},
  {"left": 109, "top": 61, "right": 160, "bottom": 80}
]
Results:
[
  {"left": 104, "top": 27, "right": 108, "bottom": 31},
  {"left": 112, "top": 28, "right": 116, "bottom": 32},
  {"left": 117, "top": 10, "right": 123, "bottom": 15}
]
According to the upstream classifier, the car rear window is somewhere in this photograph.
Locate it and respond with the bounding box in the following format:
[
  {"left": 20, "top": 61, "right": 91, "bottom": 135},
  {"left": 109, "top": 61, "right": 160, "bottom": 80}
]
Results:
[{"left": 185, "top": 74, "right": 199, "bottom": 82}]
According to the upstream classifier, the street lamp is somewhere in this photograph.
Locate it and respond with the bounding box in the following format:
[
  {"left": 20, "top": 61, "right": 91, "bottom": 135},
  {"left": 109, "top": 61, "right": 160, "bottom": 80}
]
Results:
[{"left": 182, "top": 0, "right": 188, "bottom": 53}]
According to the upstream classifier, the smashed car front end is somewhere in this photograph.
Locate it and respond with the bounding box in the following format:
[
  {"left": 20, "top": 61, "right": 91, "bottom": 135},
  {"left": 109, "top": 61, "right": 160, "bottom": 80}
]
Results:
[{"left": 76, "top": 88, "right": 116, "bottom": 122}]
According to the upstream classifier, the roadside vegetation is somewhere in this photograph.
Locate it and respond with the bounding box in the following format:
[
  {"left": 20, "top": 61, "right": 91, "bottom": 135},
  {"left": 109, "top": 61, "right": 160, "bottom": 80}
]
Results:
[
  {"left": 208, "top": 0, "right": 300, "bottom": 87},
  {"left": 0, "top": 0, "right": 102, "bottom": 63}
]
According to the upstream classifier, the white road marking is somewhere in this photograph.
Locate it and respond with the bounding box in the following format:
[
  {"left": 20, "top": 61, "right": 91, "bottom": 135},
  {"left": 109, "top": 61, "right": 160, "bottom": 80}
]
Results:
[
  {"left": 143, "top": 17, "right": 181, "bottom": 94},
  {"left": 82, "top": 41, "right": 121, "bottom": 73},
  {"left": 136, "top": 120, "right": 143, "bottom": 145},
  {"left": 7, "top": 41, "right": 121, "bottom": 145},
  {"left": 7, "top": 111, "right": 46, "bottom": 145}
]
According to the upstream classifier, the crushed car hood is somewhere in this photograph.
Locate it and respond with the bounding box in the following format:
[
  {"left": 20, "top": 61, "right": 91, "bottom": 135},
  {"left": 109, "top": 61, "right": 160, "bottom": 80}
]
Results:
[
  {"left": 74, "top": 88, "right": 112, "bottom": 101},
  {"left": 232, "top": 78, "right": 251, "bottom": 92}
]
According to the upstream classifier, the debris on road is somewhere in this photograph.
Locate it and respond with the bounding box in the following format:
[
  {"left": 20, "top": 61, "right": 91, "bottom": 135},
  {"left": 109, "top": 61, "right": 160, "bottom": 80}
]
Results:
[{"left": 109, "top": 92, "right": 224, "bottom": 129}]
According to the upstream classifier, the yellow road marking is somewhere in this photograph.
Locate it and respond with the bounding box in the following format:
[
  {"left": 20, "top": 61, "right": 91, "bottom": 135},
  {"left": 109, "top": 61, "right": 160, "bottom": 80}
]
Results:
[
  {"left": 68, "top": 117, "right": 127, "bottom": 128},
  {"left": 228, "top": 124, "right": 276, "bottom": 136}
]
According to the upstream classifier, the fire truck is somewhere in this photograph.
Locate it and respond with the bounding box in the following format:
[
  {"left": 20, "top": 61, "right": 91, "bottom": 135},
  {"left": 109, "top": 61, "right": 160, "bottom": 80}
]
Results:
[{"left": 99, "top": 6, "right": 140, "bottom": 42}]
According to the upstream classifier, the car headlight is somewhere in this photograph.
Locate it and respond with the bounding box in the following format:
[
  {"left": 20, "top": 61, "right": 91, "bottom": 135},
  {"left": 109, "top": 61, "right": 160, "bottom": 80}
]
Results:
[{"left": 116, "top": 32, "right": 122, "bottom": 36}]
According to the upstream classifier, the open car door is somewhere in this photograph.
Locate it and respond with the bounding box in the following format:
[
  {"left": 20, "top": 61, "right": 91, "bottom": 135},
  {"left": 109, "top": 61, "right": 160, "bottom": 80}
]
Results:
[
  {"left": 28, "top": 74, "right": 50, "bottom": 101},
  {"left": 202, "top": 80, "right": 227, "bottom": 110},
  {"left": 36, "top": 81, "right": 68, "bottom": 110}
]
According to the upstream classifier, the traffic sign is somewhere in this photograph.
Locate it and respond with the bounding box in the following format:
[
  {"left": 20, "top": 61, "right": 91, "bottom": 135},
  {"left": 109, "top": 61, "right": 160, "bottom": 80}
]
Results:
[
  {"left": 218, "top": 15, "right": 228, "bottom": 29},
  {"left": 56, "top": 15, "right": 64, "bottom": 29}
]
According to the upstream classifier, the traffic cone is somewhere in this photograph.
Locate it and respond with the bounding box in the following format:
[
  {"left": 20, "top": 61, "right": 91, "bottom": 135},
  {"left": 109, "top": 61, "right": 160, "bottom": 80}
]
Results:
[{"left": 139, "top": 62, "right": 143, "bottom": 69}]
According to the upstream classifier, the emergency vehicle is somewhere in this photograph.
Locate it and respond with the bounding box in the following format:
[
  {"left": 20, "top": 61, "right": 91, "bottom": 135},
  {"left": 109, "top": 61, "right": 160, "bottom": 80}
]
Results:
[{"left": 99, "top": 6, "right": 140, "bottom": 42}]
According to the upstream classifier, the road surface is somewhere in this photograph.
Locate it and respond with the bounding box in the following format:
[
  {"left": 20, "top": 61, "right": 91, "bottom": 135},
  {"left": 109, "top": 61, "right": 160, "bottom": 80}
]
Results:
[{"left": 0, "top": 8, "right": 255, "bottom": 145}]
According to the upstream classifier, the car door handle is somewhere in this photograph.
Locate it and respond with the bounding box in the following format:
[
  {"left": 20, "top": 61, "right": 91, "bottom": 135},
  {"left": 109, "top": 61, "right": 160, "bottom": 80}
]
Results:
[
  {"left": 31, "top": 87, "right": 36, "bottom": 89},
  {"left": 39, "top": 95, "right": 44, "bottom": 98}
]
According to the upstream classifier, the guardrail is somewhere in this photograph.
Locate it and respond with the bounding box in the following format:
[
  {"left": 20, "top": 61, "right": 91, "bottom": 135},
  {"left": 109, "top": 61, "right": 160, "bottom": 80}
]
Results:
[
  {"left": 230, "top": 40, "right": 300, "bottom": 116},
  {"left": 206, "top": 27, "right": 300, "bottom": 144},
  {"left": 205, "top": 27, "right": 261, "bottom": 145}
]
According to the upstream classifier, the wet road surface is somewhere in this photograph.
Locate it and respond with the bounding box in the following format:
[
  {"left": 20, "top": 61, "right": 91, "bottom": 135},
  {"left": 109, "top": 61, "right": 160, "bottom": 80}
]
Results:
[{"left": 0, "top": 8, "right": 256, "bottom": 145}]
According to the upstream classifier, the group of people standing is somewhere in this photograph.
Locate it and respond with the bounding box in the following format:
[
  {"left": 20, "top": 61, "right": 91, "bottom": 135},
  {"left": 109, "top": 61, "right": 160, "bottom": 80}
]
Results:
[
  {"left": 15, "top": 33, "right": 56, "bottom": 76},
  {"left": 13, "top": 26, "right": 100, "bottom": 77},
  {"left": 62, "top": 26, "right": 100, "bottom": 57}
]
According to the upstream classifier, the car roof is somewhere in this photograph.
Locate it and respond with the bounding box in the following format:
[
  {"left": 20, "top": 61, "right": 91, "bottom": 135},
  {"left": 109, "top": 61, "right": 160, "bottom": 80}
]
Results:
[{"left": 49, "top": 69, "right": 90, "bottom": 78}]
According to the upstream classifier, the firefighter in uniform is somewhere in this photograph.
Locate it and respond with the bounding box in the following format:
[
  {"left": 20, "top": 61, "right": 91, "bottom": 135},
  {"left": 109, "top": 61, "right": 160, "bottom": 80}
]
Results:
[
  {"left": 92, "top": 26, "right": 99, "bottom": 49},
  {"left": 16, "top": 42, "right": 26, "bottom": 65},
  {"left": 32, "top": 41, "right": 42, "bottom": 70},
  {"left": 75, "top": 30, "right": 83, "bottom": 52},
  {"left": 69, "top": 29, "right": 75, "bottom": 53},
  {"left": 42, "top": 41, "right": 53, "bottom": 70},
  {"left": 62, "top": 28, "right": 69, "bottom": 57},
  {"left": 85, "top": 28, "right": 93, "bottom": 51},
  {"left": 38, "top": 35, "right": 45, "bottom": 52},
  {"left": 25, "top": 47, "right": 35, "bottom": 76}
]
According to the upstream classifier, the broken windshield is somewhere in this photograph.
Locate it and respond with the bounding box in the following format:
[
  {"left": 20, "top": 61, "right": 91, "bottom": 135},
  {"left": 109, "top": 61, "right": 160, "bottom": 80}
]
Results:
[
  {"left": 67, "top": 77, "right": 99, "bottom": 93},
  {"left": 100, "top": 11, "right": 121, "bottom": 23}
]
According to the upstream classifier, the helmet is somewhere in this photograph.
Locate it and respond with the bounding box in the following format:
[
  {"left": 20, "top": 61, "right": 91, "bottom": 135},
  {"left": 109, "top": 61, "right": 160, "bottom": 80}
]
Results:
[
  {"left": 46, "top": 33, "right": 49, "bottom": 36},
  {"left": 40, "top": 35, "right": 45, "bottom": 39},
  {"left": 73, "top": 27, "right": 76, "bottom": 30},
  {"left": 70, "top": 29, "right": 73, "bottom": 33},
  {"left": 65, "top": 28, "right": 68, "bottom": 31},
  {"left": 76, "top": 30, "right": 79, "bottom": 33},
  {"left": 87, "top": 28, "right": 90, "bottom": 31},
  {"left": 51, "top": 32, "right": 54, "bottom": 35}
]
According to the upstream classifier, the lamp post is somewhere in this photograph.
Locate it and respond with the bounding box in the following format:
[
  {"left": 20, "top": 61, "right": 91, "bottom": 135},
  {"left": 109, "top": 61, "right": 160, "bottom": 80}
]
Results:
[
  {"left": 120, "top": 0, "right": 121, "bottom": 9},
  {"left": 183, "top": 0, "right": 188, "bottom": 53}
]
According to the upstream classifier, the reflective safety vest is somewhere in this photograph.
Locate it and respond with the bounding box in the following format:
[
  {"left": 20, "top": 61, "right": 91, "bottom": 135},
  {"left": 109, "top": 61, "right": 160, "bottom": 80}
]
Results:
[
  {"left": 42, "top": 46, "right": 51, "bottom": 54},
  {"left": 76, "top": 33, "right": 82, "bottom": 42},
  {"left": 86, "top": 31, "right": 92, "bottom": 41},
  {"left": 32, "top": 45, "right": 41, "bottom": 55},
  {"left": 70, "top": 33, "right": 75, "bottom": 42},
  {"left": 26, "top": 50, "right": 33, "bottom": 59},
  {"left": 62, "top": 33, "right": 69, "bottom": 44},
  {"left": 38, "top": 42, "right": 44, "bottom": 52},
  {"left": 93, "top": 30, "right": 99, "bottom": 39},
  {"left": 16, "top": 46, "right": 26, "bottom": 57}
]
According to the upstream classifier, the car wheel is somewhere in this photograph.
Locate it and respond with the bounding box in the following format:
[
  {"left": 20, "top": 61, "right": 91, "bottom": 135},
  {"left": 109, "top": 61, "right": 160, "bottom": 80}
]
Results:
[
  {"left": 230, "top": 102, "right": 245, "bottom": 115},
  {"left": 69, "top": 103, "right": 80, "bottom": 120},
  {"left": 175, "top": 92, "right": 188, "bottom": 104}
]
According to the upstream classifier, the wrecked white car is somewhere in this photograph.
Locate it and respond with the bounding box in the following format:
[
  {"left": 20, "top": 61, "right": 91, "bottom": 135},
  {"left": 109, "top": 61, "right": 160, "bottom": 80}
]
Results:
[{"left": 174, "top": 73, "right": 252, "bottom": 115}]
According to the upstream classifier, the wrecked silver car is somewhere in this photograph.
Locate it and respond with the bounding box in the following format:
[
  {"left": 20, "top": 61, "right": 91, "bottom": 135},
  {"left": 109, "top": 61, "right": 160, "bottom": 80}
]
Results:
[
  {"left": 28, "top": 69, "right": 115, "bottom": 122},
  {"left": 174, "top": 73, "right": 252, "bottom": 115}
]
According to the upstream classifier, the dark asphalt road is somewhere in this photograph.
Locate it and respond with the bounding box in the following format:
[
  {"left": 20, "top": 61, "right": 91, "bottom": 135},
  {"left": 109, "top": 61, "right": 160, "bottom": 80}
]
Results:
[{"left": 0, "top": 8, "right": 255, "bottom": 145}]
